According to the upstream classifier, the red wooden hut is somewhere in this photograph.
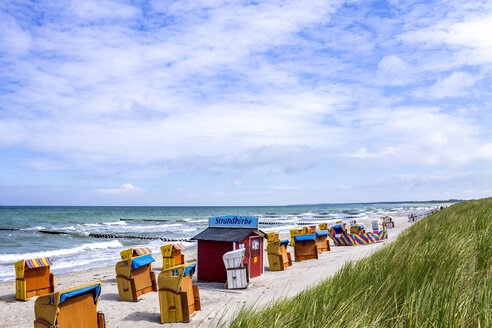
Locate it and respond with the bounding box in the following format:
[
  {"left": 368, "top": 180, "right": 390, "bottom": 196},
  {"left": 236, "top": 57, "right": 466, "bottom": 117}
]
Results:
[{"left": 191, "top": 216, "right": 266, "bottom": 283}]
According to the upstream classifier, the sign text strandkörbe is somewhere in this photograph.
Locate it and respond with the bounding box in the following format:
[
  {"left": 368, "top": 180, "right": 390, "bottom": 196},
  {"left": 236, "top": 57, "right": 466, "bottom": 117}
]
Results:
[{"left": 209, "top": 216, "right": 258, "bottom": 228}]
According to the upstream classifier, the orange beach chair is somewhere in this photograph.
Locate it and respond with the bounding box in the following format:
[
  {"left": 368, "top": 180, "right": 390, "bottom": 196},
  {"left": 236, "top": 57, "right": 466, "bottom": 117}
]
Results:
[
  {"left": 15, "top": 257, "right": 54, "bottom": 301},
  {"left": 33, "top": 282, "right": 105, "bottom": 328},
  {"left": 115, "top": 247, "right": 157, "bottom": 301},
  {"left": 161, "top": 243, "right": 185, "bottom": 269},
  {"left": 294, "top": 235, "right": 318, "bottom": 261}
]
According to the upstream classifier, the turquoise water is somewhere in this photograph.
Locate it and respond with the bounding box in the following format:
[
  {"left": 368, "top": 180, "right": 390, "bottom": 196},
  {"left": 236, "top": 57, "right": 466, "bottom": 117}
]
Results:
[{"left": 0, "top": 203, "right": 448, "bottom": 282}]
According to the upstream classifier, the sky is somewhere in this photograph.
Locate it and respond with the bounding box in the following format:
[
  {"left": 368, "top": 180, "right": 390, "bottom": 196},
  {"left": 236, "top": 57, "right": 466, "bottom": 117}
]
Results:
[{"left": 0, "top": 0, "right": 491, "bottom": 206}]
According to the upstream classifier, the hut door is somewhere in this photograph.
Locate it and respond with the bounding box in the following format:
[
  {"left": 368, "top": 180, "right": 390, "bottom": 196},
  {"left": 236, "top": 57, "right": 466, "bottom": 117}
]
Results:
[{"left": 249, "top": 236, "right": 261, "bottom": 278}]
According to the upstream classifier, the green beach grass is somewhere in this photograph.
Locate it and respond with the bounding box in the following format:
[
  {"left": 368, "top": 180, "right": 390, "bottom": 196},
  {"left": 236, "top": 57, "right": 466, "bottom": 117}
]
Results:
[{"left": 227, "top": 198, "right": 492, "bottom": 327}]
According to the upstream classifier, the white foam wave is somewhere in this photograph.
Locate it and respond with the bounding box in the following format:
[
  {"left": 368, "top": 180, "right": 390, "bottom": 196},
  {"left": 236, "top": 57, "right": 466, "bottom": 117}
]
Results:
[
  {"left": 183, "top": 218, "right": 207, "bottom": 223},
  {"left": 21, "top": 226, "right": 45, "bottom": 231},
  {"left": 0, "top": 240, "right": 123, "bottom": 263},
  {"left": 103, "top": 221, "right": 126, "bottom": 226},
  {"left": 59, "top": 225, "right": 78, "bottom": 231},
  {"left": 125, "top": 223, "right": 182, "bottom": 230}
]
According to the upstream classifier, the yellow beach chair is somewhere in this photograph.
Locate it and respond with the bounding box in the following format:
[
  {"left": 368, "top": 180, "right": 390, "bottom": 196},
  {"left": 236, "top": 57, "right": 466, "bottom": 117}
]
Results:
[
  {"left": 15, "top": 257, "right": 54, "bottom": 301},
  {"left": 33, "top": 282, "right": 105, "bottom": 328},
  {"left": 267, "top": 239, "right": 292, "bottom": 271},
  {"left": 290, "top": 228, "right": 302, "bottom": 246},
  {"left": 350, "top": 224, "right": 366, "bottom": 235},
  {"left": 305, "top": 225, "right": 317, "bottom": 234},
  {"left": 161, "top": 243, "right": 185, "bottom": 269},
  {"left": 115, "top": 247, "right": 157, "bottom": 301},
  {"left": 158, "top": 262, "right": 201, "bottom": 323},
  {"left": 266, "top": 232, "right": 280, "bottom": 244}
]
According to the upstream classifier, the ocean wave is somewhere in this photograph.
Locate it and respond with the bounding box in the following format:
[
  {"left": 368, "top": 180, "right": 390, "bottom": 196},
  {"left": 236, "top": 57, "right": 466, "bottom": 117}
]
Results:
[
  {"left": 183, "top": 218, "right": 207, "bottom": 223},
  {"left": 123, "top": 223, "right": 182, "bottom": 230},
  {"left": 58, "top": 225, "right": 78, "bottom": 231},
  {"left": 21, "top": 226, "right": 45, "bottom": 231},
  {"left": 103, "top": 221, "right": 127, "bottom": 226},
  {"left": 0, "top": 240, "right": 123, "bottom": 263}
]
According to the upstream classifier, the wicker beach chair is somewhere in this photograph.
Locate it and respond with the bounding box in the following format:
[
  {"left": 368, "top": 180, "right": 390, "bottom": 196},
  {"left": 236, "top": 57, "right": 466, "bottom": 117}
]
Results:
[
  {"left": 315, "top": 230, "right": 331, "bottom": 253},
  {"left": 294, "top": 235, "right": 318, "bottom": 261},
  {"left": 349, "top": 224, "right": 365, "bottom": 234},
  {"left": 115, "top": 247, "right": 157, "bottom": 301},
  {"left": 267, "top": 239, "right": 292, "bottom": 271},
  {"left": 161, "top": 243, "right": 185, "bottom": 269},
  {"left": 158, "top": 262, "right": 200, "bottom": 323},
  {"left": 15, "top": 257, "right": 55, "bottom": 301},
  {"left": 33, "top": 282, "right": 105, "bottom": 328}
]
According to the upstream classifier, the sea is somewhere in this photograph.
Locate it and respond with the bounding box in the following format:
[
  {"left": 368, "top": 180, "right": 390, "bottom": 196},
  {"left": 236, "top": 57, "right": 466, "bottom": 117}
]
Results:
[{"left": 0, "top": 202, "right": 450, "bottom": 282}]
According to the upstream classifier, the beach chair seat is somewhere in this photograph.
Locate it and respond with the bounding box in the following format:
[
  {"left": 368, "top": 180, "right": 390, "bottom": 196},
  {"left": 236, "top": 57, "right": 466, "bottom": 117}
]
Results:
[
  {"left": 315, "top": 231, "right": 331, "bottom": 253},
  {"left": 158, "top": 263, "right": 200, "bottom": 323},
  {"left": 161, "top": 243, "right": 185, "bottom": 269},
  {"left": 115, "top": 247, "right": 157, "bottom": 301},
  {"left": 33, "top": 282, "right": 105, "bottom": 328},
  {"left": 267, "top": 239, "right": 292, "bottom": 271},
  {"left": 15, "top": 257, "right": 54, "bottom": 301},
  {"left": 294, "top": 235, "right": 318, "bottom": 261}
]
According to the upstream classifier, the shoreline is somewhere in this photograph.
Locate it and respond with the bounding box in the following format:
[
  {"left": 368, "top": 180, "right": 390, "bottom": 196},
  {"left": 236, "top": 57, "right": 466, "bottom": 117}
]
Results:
[{"left": 0, "top": 213, "right": 413, "bottom": 327}]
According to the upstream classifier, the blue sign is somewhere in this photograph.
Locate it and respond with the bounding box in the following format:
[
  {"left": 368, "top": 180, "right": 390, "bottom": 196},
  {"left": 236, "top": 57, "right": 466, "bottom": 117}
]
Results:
[{"left": 209, "top": 216, "right": 258, "bottom": 228}]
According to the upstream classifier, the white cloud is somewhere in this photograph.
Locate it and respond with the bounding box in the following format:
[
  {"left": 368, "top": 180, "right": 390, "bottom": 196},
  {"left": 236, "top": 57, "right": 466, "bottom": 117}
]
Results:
[
  {"left": 413, "top": 71, "right": 478, "bottom": 99},
  {"left": 375, "top": 55, "right": 412, "bottom": 86},
  {"left": 0, "top": 12, "right": 32, "bottom": 55},
  {"left": 346, "top": 146, "right": 395, "bottom": 159},
  {"left": 399, "top": 10, "right": 492, "bottom": 66},
  {"left": 94, "top": 183, "right": 145, "bottom": 194},
  {"left": 269, "top": 186, "right": 298, "bottom": 190}
]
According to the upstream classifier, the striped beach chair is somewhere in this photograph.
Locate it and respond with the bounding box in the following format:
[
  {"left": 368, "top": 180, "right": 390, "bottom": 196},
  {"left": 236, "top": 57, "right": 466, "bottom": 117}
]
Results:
[
  {"left": 15, "top": 257, "right": 54, "bottom": 301},
  {"left": 116, "top": 247, "right": 157, "bottom": 301},
  {"left": 161, "top": 243, "right": 185, "bottom": 269}
]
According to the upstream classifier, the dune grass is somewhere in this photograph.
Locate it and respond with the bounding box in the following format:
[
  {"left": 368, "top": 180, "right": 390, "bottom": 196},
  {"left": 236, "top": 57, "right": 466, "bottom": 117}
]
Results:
[{"left": 227, "top": 198, "right": 492, "bottom": 328}]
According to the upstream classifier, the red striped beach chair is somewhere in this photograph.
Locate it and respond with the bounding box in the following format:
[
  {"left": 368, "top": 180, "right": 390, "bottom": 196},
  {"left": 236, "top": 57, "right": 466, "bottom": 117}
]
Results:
[
  {"left": 115, "top": 247, "right": 157, "bottom": 301},
  {"left": 161, "top": 243, "right": 185, "bottom": 269},
  {"left": 15, "top": 257, "right": 54, "bottom": 301}
]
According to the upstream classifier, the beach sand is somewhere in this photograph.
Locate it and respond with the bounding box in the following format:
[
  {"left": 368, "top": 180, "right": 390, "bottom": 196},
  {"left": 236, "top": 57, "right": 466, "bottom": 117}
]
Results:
[{"left": 0, "top": 214, "right": 412, "bottom": 328}]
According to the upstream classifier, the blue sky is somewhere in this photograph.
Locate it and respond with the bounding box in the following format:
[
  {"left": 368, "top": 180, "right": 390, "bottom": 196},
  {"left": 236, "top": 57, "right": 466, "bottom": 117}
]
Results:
[{"left": 0, "top": 0, "right": 491, "bottom": 205}]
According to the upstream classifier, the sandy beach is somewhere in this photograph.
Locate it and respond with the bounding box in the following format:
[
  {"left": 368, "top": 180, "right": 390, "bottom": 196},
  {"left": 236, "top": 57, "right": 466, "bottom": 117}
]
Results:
[{"left": 0, "top": 214, "right": 412, "bottom": 328}]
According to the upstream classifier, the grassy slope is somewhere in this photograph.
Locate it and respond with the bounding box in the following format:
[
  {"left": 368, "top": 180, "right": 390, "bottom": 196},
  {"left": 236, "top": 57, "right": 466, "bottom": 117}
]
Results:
[{"left": 228, "top": 198, "right": 492, "bottom": 328}]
